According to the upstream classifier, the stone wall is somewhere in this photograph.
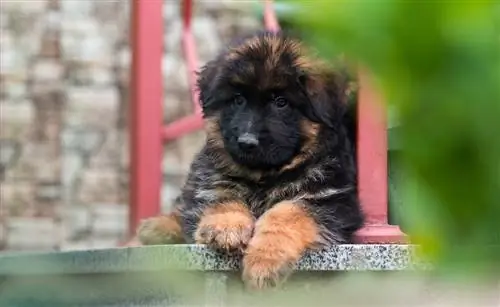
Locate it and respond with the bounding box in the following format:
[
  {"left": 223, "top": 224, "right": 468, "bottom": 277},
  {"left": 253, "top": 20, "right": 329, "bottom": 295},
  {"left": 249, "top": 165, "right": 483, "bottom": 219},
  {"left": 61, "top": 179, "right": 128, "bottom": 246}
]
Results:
[{"left": 0, "top": 0, "right": 260, "bottom": 251}]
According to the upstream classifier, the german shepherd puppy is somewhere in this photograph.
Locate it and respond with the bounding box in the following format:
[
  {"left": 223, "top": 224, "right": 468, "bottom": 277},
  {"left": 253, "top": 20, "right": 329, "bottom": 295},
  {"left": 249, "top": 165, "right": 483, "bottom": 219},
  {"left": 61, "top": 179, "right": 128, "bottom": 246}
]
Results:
[{"left": 137, "top": 31, "right": 364, "bottom": 290}]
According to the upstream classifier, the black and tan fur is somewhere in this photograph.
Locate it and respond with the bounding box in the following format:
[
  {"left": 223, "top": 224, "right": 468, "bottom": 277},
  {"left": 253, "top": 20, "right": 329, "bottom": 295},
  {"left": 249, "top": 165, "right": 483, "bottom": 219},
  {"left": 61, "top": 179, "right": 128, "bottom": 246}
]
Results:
[{"left": 137, "top": 31, "right": 364, "bottom": 290}]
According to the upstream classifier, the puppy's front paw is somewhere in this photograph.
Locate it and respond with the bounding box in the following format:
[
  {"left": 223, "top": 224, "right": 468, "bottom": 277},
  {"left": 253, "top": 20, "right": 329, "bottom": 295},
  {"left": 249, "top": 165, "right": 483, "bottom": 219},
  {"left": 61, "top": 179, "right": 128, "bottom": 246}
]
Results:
[
  {"left": 241, "top": 200, "right": 321, "bottom": 290},
  {"left": 242, "top": 235, "right": 298, "bottom": 290},
  {"left": 195, "top": 211, "right": 254, "bottom": 252},
  {"left": 137, "top": 214, "right": 184, "bottom": 245}
]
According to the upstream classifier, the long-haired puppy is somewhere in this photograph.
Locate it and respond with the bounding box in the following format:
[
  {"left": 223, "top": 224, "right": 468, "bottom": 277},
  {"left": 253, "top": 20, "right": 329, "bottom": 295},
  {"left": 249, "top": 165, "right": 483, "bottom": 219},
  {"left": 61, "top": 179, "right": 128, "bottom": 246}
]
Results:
[{"left": 137, "top": 31, "right": 364, "bottom": 290}]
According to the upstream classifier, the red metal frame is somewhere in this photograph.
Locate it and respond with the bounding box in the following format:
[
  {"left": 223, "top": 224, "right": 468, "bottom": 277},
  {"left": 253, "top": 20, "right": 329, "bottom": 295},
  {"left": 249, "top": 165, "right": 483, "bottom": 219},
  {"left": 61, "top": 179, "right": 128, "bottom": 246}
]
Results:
[
  {"left": 263, "top": 0, "right": 280, "bottom": 32},
  {"left": 129, "top": 0, "right": 406, "bottom": 243},
  {"left": 182, "top": 0, "right": 202, "bottom": 115},
  {"left": 354, "top": 71, "right": 406, "bottom": 243},
  {"left": 129, "top": 0, "right": 163, "bottom": 235}
]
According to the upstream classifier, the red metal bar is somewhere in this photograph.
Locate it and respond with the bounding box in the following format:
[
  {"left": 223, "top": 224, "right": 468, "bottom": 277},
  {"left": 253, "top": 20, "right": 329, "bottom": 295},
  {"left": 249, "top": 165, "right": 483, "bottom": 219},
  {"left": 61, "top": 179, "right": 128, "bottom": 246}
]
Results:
[
  {"left": 263, "top": 0, "right": 281, "bottom": 32},
  {"left": 354, "top": 70, "right": 407, "bottom": 243},
  {"left": 182, "top": 0, "right": 202, "bottom": 115},
  {"left": 161, "top": 0, "right": 203, "bottom": 142},
  {"left": 357, "top": 71, "right": 388, "bottom": 224},
  {"left": 129, "top": 0, "right": 163, "bottom": 235},
  {"left": 162, "top": 113, "right": 204, "bottom": 142}
]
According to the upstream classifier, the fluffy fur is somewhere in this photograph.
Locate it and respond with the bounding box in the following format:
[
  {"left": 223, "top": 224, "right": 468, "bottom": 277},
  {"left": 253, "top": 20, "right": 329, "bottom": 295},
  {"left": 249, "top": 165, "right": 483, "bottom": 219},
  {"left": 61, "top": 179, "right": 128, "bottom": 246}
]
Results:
[{"left": 137, "top": 31, "right": 364, "bottom": 290}]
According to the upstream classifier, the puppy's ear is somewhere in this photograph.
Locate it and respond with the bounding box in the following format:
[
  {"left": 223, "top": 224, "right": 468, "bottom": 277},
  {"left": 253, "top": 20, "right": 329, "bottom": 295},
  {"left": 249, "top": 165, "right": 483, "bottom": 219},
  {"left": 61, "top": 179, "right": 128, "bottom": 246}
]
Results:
[
  {"left": 196, "top": 60, "right": 220, "bottom": 115},
  {"left": 299, "top": 70, "right": 349, "bottom": 129}
]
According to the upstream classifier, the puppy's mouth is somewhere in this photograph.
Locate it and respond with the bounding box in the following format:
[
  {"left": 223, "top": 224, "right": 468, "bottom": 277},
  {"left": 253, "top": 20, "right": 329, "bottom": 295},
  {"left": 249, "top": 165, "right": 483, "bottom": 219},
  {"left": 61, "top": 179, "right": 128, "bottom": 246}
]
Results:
[
  {"left": 226, "top": 143, "right": 296, "bottom": 170},
  {"left": 230, "top": 151, "right": 268, "bottom": 169}
]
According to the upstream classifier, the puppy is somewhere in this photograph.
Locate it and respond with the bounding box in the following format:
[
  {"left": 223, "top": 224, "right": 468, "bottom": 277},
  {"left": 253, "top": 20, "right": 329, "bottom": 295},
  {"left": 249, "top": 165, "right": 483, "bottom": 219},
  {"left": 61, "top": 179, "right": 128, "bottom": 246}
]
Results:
[{"left": 137, "top": 31, "right": 364, "bottom": 290}]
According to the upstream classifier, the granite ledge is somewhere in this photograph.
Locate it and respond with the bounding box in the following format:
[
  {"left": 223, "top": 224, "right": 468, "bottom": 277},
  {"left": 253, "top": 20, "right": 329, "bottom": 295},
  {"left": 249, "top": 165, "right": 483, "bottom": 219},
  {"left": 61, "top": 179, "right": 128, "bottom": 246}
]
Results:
[{"left": 0, "top": 244, "right": 426, "bottom": 276}]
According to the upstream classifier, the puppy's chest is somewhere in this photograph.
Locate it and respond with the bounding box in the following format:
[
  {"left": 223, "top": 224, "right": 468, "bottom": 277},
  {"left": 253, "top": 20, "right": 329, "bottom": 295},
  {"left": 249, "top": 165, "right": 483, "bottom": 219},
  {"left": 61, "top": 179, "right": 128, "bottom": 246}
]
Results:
[
  {"left": 243, "top": 179, "right": 309, "bottom": 217},
  {"left": 244, "top": 187, "right": 275, "bottom": 217},
  {"left": 227, "top": 163, "right": 332, "bottom": 216}
]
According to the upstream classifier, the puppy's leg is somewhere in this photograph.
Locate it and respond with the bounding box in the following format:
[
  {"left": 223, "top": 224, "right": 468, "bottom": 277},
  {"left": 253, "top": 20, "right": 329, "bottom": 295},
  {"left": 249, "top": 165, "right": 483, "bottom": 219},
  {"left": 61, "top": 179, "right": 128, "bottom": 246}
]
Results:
[
  {"left": 193, "top": 201, "right": 255, "bottom": 252},
  {"left": 137, "top": 209, "right": 185, "bottom": 245},
  {"left": 242, "top": 201, "right": 321, "bottom": 290}
]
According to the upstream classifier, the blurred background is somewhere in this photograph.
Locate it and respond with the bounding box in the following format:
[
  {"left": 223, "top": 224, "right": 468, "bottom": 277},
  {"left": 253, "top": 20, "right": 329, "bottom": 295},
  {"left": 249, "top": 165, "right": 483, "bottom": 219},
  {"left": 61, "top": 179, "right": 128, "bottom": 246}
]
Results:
[
  {"left": 0, "top": 0, "right": 261, "bottom": 252},
  {"left": 1, "top": 2, "right": 500, "bottom": 306},
  {"left": 1, "top": 0, "right": 499, "bottom": 281}
]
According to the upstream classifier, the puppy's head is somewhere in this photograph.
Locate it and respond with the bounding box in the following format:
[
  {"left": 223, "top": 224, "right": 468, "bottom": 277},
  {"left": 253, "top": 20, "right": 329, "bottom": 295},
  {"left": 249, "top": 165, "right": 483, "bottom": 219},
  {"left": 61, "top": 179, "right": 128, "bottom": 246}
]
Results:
[{"left": 198, "top": 31, "right": 349, "bottom": 171}]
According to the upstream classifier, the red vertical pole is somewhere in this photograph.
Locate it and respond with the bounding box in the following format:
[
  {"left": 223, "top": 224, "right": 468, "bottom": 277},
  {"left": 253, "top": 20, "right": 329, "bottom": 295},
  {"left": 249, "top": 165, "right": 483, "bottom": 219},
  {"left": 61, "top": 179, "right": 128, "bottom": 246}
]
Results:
[
  {"left": 181, "top": 0, "right": 202, "bottom": 115},
  {"left": 263, "top": 0, "right": 280, "bottom": 32},
  {"left": 355, "top": 70, "right": 406, "bottom": 243},
  {"left": 129, "top": 0, "right": 163, "bottom": 235}
]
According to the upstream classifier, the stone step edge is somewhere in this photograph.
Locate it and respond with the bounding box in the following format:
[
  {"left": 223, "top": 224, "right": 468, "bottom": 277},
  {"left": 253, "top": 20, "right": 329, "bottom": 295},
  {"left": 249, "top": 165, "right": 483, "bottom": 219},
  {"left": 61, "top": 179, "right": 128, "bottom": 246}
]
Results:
[{"left": 0, "top": 244, "right": 428, "bottom": 276}]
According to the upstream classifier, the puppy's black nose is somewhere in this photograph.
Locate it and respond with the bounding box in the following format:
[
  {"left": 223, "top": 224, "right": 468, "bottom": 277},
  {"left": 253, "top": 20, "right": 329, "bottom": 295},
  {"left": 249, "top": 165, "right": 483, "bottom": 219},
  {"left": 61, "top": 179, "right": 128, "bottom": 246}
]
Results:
[{"left": 237, "top": 133, "right": 259, "bottom": 151}]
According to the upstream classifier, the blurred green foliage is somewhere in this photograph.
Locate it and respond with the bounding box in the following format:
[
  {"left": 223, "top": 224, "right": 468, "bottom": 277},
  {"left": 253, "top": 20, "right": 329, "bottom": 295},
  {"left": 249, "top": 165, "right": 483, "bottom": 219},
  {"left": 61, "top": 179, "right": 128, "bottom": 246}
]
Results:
[{"left": 281, "top": 0, "right": 500, "bottom": 277}]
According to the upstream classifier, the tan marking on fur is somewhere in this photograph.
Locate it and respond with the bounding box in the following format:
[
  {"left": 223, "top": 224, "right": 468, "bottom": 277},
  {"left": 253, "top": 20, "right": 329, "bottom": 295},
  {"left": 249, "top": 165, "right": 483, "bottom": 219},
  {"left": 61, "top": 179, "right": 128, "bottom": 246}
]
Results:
[
  {"left": 281, "top": 121, "right": 320, "bottom": 172},
  {"left": 291, "top": 44, "right": 340, "bottom": 101},
  {"left": 263, "top": 36, "right": 305, "bottom": 90},
  {"left": 225, "top": 34, "right": 336, "bottom": 94},
  {"left": 204, "top": 117, "right": 224, "bottom": 149},
  {"left": 202, "top": 201, "right": 248, "bottom": 216},
  {"left": 242, "top": 201, "right": 321, "bottom": 289},
  {"left": 287, "top": 39, "right": 348, "bottom": 110},
  {"left": 229, "top": 63, "right": 256, "bottom": 85},
  {"left": 137, "top": 209, "right": 185, "bottom": 245},
  {"left": 225, "top": 36, "right": 261, "bottom": 61},
  {"left": 264, "top": 35, "right": 284, "bottom": 72},
  {"left": 195, "top": 201, "right": 255, "bottom": 251},
  {"left": 291, "top": 41, "right": 332, "bottom": 76}
]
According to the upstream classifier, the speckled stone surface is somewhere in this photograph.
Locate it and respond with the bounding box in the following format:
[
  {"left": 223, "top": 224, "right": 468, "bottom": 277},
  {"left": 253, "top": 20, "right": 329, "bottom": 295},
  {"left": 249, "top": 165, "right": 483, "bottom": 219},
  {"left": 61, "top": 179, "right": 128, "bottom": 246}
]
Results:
[{"left": 0, "top": 244, "right": 425, "bottom": 275}]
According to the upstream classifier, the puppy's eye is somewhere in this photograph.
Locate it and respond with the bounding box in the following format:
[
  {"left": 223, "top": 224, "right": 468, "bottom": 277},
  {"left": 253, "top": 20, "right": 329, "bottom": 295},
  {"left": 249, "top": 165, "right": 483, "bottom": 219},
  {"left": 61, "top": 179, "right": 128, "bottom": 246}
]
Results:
[
  {"left": 274, "top": 96, "right": 288, "bottom": 109},
  {"left": 234, "top": 94, "right": 246, "bottom": 106}
]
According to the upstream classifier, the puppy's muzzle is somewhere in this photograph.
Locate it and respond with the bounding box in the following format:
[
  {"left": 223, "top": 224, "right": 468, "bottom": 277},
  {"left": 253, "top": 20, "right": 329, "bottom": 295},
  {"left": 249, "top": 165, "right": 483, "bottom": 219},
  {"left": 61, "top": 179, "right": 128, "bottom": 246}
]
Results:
[{"left": 237, "top": 133, "right": 259, "bottom": 151}]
